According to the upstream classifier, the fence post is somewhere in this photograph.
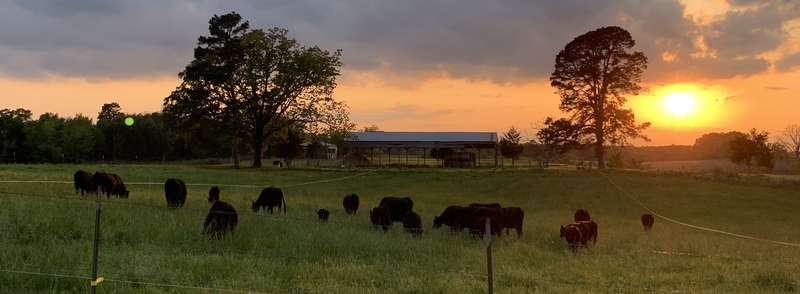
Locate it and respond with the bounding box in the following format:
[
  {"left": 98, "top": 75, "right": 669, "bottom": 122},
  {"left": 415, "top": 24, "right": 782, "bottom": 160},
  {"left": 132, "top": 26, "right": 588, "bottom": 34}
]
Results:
[
  {"left": 484, "top": 219, "right": 493, "bottom": 294},
  {"left": 90, "top": 189, "right": 103, "bottom": 294}
]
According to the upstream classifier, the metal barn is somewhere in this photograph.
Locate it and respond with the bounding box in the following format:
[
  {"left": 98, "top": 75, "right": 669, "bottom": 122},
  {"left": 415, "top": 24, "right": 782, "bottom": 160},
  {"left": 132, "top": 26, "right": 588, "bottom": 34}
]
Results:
[{"left": 343, "top": 132, "right": 499, "bottom": 167}]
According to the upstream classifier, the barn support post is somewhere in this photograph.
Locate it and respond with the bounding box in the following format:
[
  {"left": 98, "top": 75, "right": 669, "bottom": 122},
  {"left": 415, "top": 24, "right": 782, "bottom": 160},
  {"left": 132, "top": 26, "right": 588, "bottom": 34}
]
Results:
[
  {"left": 405, "top": 148, "right": 409, "bottom": 166},
  {"left": 423, "top": 148, "right": 427, "bottom": 166},
  {"left": 484, "top": 218, "right": 493, "bottom": 294},
  {"left": 90, "top": 189, "right": 103, "bottom": 294},
  {"left": 494, "top": 143, "right": 498, "bottom": 167}
]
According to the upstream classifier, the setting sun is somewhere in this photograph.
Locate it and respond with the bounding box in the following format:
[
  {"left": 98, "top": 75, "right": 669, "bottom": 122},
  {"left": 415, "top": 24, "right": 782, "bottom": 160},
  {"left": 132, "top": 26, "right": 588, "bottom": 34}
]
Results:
[{"left": 664, "top": 93, "right": 696, "bottom": 116}]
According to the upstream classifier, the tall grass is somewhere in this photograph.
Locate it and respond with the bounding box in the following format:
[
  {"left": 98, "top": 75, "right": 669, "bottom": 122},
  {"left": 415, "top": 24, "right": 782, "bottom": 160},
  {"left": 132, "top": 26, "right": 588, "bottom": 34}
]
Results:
[{"left": 0, "top": 164, "right": 799, "bottom": 293}]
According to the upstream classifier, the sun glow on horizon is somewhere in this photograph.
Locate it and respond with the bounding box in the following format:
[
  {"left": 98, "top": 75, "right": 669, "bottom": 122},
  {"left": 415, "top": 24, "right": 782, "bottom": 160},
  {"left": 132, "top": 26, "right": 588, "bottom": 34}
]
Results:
[{"left": 664, "top": 92, "right": 696, "bottom": 115}]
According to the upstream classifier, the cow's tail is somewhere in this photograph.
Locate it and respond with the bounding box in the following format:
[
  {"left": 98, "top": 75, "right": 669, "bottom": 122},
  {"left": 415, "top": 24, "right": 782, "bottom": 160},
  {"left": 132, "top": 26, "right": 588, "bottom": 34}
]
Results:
[{"left": 282, "top": 196, "right": 287, "bottom": 214}]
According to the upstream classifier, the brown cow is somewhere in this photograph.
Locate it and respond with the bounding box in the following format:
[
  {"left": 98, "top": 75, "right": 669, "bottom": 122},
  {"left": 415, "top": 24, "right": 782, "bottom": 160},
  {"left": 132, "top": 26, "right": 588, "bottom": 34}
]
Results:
[
  {"left": 208, "top": 186, "right": 220, "bottom": 204},
  {"left": 500, "top": 207, "right": 524, "bottom": 237},
  {"left": 433, "top": 205, "right": 466, "bottom": 232},
  {"left": 317, "top": 208, "right": 330, "bottom": 223},
  {"left": 641, "top": 213, "right": 654, "bottom": 230},
  {"left": 577, "top": 220, "right": 598, "bottom": 245},
  {"left": 93, "top": 172, "right": 128, "bottom": 199},
  {"left": 564, "top": 222, "right": 590, "bottom": 246},
  {"left": 574, "top": 209, "right": 591, "bottom": 222},
  {"left": 203, "top": 201, "right": 238, "bottom": 239},
  {"left": 370, "top": 206, "right": 392, "bottom": 232},
  {"left": 342, "top": 193, "right": 360, "bottom": 215},
  {"left": 402, "top": 211, "right": 423, "bottom": 237},
  {"left": 472, "top": 217, "right": 503, "bottom": 237},
  {"left": 378, "top": 197, "right": 414, "bottom": 222},
  {"left": 468, "top": 203, "right": 502, "bottom": 209},
  {"left": 73, "top": 170, "right": 93, "bottom": 196},
  {"left": 560, "top": 225, "right": 582, "bottom": 252}
]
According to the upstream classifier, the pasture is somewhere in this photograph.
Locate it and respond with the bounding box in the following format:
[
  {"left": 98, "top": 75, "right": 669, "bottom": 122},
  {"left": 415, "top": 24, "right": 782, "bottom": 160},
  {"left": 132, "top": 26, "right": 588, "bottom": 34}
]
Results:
[{"left": 1, "top": 164, "right": 799, "bottom": 293}]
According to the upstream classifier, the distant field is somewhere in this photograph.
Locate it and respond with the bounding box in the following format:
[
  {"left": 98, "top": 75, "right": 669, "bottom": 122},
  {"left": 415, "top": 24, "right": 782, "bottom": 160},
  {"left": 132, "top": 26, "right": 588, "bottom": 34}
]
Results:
[{"left": 0, "top": 164, "right": 799, "bottom": 293}]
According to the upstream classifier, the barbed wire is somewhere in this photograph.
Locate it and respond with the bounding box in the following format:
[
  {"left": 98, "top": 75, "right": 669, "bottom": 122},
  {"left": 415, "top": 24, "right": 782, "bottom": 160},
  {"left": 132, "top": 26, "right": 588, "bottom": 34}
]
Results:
[{"left": 598, "top": 171, "right": 800, "bottom": 247}]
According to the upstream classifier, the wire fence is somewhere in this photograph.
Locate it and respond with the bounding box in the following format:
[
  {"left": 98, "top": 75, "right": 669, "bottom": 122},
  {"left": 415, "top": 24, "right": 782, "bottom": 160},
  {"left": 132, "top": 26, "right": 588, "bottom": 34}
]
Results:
[{"left": 1, "top": 171, "right": 799, "bottom": 293}]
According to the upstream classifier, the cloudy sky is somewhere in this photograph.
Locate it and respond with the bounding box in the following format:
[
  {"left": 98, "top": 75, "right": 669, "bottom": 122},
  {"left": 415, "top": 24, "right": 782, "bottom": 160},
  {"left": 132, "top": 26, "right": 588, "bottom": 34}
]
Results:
[{"left": 1, "top": 0, "right": 798, "bottom": 145}]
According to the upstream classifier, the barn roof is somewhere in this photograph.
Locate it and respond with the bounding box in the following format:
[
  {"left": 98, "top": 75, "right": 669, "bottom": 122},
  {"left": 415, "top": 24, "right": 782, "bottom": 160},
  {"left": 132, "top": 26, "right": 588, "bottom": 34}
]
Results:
[{"left": 344, "top": 132, "right": 498, "bottom": 149}]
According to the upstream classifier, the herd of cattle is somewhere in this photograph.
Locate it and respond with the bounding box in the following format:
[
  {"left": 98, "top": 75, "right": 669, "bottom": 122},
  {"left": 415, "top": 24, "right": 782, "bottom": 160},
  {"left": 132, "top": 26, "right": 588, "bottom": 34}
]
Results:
[{"left": 72, "top": 170, "right": 656, "bottom": 250}]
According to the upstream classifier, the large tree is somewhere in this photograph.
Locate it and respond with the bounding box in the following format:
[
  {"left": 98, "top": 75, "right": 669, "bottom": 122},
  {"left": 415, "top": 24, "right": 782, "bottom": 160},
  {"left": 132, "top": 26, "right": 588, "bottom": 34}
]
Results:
[
  {"left": 549, "top": 26, "right": 650, "bottom": 169},
  {"left": 164, "top": 12, "right": 349, "bottom": 167},
  {"left": 729, "top": 128, "right": 775, "bottom": 172},
  {"left": 778, "top": 124, "right": 800, "bottom": 160},
  {"left": 499, "top": 126, "right": 524, "bottom": 166}
]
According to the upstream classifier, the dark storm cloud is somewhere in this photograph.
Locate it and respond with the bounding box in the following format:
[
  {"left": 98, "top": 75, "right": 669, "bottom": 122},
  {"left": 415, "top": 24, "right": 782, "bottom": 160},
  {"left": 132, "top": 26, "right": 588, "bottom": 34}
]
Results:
[
  {"left": 775, "top": 51, "right": 800, "bottom": 72},
  {"left": 0, "top": 0, "right": 798, "bottom": 83}
]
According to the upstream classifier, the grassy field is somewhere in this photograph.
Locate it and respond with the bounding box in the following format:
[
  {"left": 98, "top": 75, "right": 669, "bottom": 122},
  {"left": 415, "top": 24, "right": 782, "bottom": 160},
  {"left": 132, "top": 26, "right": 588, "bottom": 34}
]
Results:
[{"left": 0, "top": 164, "right": 799, "bottom": 293}]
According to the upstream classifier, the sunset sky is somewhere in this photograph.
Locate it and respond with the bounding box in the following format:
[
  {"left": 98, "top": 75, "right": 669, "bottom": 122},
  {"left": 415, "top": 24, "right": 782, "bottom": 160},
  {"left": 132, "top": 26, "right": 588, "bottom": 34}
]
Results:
[{"left": 1, "top": 0, "right": 798, "bottom": 146}]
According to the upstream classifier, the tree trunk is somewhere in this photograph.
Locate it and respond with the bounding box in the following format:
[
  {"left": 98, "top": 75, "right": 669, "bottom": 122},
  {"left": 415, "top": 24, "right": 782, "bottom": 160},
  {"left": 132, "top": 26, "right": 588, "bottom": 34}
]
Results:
[
  {"left": 232, "top": 137, "right": 240, "bottom": 169},
  {"left": 595, "top": 131, "right": 605, "bottom": 169},
  {"left": 252, "top": 140, "right": 264, "bottom": 167}
]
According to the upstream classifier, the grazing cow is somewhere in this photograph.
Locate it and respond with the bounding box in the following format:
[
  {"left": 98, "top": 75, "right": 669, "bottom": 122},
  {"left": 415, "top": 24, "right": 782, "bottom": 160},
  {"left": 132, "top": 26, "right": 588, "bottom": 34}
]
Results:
[
  {"left": 378, "top": 197, "right": 414, "bottom": 222},
  {"left": 106, "top": 173, "right": 129, "bottom": 199},
  {"left": 453, "top": 207, "right": 504, "bottom": 233},
  {"left": 91, "top": 172, "right": 107, "bottom": 195},
  {"left": 574, "top": 209, "right": 591, "bottom": 222},
  {"left": 369, "top": 206, "right": 392, "bottom": 232},
  {"left": 342, "top": 193, "right": 360, "bottom": 215},
  {"left": 73, "top": 170, "right": 93, "bottom": 196},
  {"left": 468, "top": 203, "right": 502, "bottom": 209},
  {"left": 560, "top": 225, "right": 582, "bottom": 252},
  {"left": 500, "top": 207, "right": 525, "bottom": 237},
  {"left": 252, "top": 186, "right": 286, "bottom": 214},
  {"left": 577, "top": 220, "right": 598, "bottom": 245},
  {"left": 317, "top": 208, "right": 329, "bottom": 223},
  {"left": 208, "top": 186, "right": 220, "bottom": 204},
  {"left": 402, "top": 211, "right": 423, "bottom": 237},
  {"left": 433, "top": 205, "right": 467, "bottom": 232},
  {"left": 203, "top": 201, "right": 238, "bottom": 239},
  {"left": 641, "top": 213, "right": 654, "bottom": 231},
  {"left": 164, "top": 178, "right": 187, "bottom": 209},
  {"left": 472, "top": 217, "right": 503, "bottom": 237},
  {"left": 565, "top": 222, "right": 591, "bottom": 245}
]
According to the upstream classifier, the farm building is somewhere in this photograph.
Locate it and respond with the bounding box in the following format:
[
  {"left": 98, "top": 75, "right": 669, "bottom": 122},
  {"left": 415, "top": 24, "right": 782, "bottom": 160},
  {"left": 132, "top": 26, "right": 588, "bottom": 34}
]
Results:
[
  {"left": 343, "top": 132, "right": 499, "bottom": 167},
  {"left": 300, "top": 141, "right": 338, "bottom": 159}
]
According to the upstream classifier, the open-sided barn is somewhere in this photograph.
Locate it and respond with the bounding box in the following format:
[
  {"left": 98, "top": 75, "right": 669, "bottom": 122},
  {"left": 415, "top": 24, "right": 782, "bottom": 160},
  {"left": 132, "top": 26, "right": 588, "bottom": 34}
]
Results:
[{"left": 344, "top": 132, "right": 498, "bottom": 167}]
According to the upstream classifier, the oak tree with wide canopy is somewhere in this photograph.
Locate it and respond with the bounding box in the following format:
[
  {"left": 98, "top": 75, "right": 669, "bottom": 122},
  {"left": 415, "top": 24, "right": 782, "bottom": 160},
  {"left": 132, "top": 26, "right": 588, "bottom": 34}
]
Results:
[
  {"left": 163, "top": 12, "right": 350, "bottom": 168},
  {"left": 548, "top": 26, "right": 650, "bottom": 169}
]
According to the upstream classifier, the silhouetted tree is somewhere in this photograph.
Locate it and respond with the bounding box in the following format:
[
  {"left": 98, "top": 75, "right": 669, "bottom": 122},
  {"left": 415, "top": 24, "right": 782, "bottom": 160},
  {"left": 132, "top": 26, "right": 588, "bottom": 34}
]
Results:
[
  {"left": 499, "top": 126, "right": 524, "bottom": 166},
  {"left": 276, "top": 124, "right": 305, "bottom": 168},
  {"left": 163, "top": 12, "right": 349, "bottom": 168},
  {"left": 729, "top": 128, "right": 774, "bottom": 172},
  {"left": 60, "top": 114, "right": 97, "bottom": 163},
  {"left": 693, "top": 131, "right": 746, "bottom": 160},
  {"left": 361, "top": 125, "right": 382, "bottom": 132},
  {"left": 98, "top": 102, "right": 122, "bottom": 121},
  {"left": 535, "top": 117, "right": 583, "bottom": 168},
  {"left": 549, "top": 26, "right": 650, "bottom": 169},
  {"left": 778, "top": 124, "right": 800, "bottom": 160},
  {"left": 0, "top": 108, "right": 32, "bottom": 162}
]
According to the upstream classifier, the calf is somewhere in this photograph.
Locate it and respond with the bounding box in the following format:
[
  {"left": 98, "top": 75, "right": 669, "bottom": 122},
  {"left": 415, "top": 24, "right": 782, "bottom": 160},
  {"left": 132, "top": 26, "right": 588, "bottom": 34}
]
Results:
[
  {"left": 560, "top": 225, "right": 582, "bottom": 252},
  {"left": 73, "top": 170, "right": 93, "bottom": 196},
  {"left": 342, "top": 193, "right": 360, "bottom": 215},
  {"left": 208, "top": 186, "right": 220, "bottom": 204},
  {"left": 574, "top": 208, "right": 591, "bottom": 222},
  {"left": 641, "top": 213, "right": 654, "bottom": 230},
  {"left": 468, "top": 203, "right": 502, "bottom": 209},
  {"left": 402, "top": 211, "right": 423, "bottom": 237},
  {"left": 164, "top": 178, "right": 187, "bottom": 209},
  {"left": 252, "top": 186, "right": 286, "bottom": 214},
  {"left": 378, "top": 196, "right": 414, "bottom": 222},
  {"left": 203, "top": 201, "right": 239, "bottom": 239},
  {"left": 564, "top": 222, "right": 590, "bottom": 246},
  {"left": 317, "top": 209, "right": 330, "bottom": 223},
  {"left": 472, "top": 217, "right": 503, "bottom": 237},
  {"left": 500, "top": 207, "right": 525, "bottom": 237},
  {"left": 369, "top": 206, "right": 392, "bottom": 232}
]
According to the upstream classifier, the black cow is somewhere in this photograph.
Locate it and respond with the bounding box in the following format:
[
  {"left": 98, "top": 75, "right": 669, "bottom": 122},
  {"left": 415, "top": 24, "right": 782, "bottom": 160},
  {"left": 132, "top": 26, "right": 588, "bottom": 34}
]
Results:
[
  {"left": 252, "top": 186, "right": 286, "bottom": 214},
  {"left": 317, "top": 208, "right": 329, "bottom": 223},
  {"left": 564, "top": 222, "right": 590, "bottom": 246},
  {"left": 560, "top": 225, "right": 582, "bottom": 252},
  {"left": 641, "top": 213, "right": 654, "bottom": 231},
  {"left": 369, "top": 206, "right": 392, "bottom": 232},
  {"left": 468, "top": 203, "right": 502, "bottom": 209},
  {"left": 91, "top": 172, "right": 107, "bottom": 195},
  {"left": 574, "top": 209, "right": 591, "bottom": 222},
  {"left": 500, "top": 207, "right": 525, "bottom": 237},
  {"left": 164, "top": 178, "right": 187, "bottom": 209},
  {"left": 203, "top": 201, "right": 239, "bottom": 239},
  {"left": 73, "top": 170, "right": 93, "bottom": 196},
  {"left": 578, "top": 220, "right": 599, "bottom": 245},
  {"left": 433, "top": 205, "right": 466, "bottom": 231},
  {"left": 208, "top": 186, "right": 220, "bottom": 203},
  {"left": 342, "top": 193, "right": 360, "bottom": 215},
  {"left": 453, "top": 207, "right": 504, "bottom": 233},
  {"left": 402, "top": 211, "right": 423, "bottom": 237},
  {"left": 472, "top": 217, "right": 503, "bottom": 237},
  {"left": 378, "top": 196, "right": 414, "bottom": 222}
]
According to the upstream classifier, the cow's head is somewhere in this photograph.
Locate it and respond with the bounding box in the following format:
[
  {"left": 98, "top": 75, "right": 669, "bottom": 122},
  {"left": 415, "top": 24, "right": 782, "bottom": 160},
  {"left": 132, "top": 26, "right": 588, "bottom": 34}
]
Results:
[
  {"left": 559, "top": 225, "right": 566, "bottom": 237},
  {"left": 251, "top": 201, "right": 260, "bottom": 213},
  {"left": 432, "top": 215, "right": 442, "bottom": 229}
]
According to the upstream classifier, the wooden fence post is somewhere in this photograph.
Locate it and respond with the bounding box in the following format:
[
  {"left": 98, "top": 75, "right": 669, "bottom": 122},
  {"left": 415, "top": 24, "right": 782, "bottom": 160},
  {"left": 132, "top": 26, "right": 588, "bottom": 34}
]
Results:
[
  {"left": 484, "top": 218, "right": 493, "bottom": 294},
  {"left": 90, "top": 189, "right": 103, "bottom": 293}
]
